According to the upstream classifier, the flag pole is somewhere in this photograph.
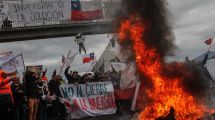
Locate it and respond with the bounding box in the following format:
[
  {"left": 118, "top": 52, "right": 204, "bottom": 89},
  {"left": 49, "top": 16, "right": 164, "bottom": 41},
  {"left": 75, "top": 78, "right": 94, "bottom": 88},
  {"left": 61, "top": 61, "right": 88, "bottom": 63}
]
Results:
[
  {"left": 131, "top": 80, "right": 141, "bottom": 111},
  {"left": 59, "top": 50, "right": 71, "bottom": 75},
  {"left": 202, "top": 38, "right": 214, "bottom": 66}
]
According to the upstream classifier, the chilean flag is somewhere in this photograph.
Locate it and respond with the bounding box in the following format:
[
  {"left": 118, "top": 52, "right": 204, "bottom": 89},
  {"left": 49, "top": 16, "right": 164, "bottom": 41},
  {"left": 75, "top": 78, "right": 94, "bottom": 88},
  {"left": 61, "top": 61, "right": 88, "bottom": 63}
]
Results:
[
  {"left": 82, "top": 53, "right": 94, "bottom": 64},
  {"left": 71, "top": 0, "right": 103, "bottom": 21}
]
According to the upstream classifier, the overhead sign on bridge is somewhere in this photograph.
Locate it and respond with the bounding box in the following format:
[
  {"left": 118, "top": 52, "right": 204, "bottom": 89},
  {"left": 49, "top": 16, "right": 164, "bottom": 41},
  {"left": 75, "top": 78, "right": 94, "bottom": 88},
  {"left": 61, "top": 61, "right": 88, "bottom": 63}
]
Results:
[{"left": 8, "top": 0, "right": 71, "bottom": 23}]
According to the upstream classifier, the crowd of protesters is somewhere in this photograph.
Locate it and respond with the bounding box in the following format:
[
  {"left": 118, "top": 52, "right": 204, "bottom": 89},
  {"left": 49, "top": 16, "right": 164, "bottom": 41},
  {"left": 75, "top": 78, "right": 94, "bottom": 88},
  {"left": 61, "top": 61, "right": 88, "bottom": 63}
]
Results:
[{"left": 0, "top": 65, "right": 123, "bottom": 120}]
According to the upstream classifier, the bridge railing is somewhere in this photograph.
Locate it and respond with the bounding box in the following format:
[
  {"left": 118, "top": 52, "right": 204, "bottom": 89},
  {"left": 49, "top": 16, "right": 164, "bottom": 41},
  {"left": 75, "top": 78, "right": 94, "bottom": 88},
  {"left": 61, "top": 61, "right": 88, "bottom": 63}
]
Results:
[{"left": 0, "top": 18, "right": 113, "bottom": 31}]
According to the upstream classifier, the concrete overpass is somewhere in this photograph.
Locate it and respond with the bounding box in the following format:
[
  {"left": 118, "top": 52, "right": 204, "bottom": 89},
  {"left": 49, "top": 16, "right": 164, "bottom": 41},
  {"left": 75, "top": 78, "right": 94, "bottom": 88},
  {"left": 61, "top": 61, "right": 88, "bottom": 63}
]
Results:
[{"left": 0, "top": 21, "right": 114, "bottom": 42}]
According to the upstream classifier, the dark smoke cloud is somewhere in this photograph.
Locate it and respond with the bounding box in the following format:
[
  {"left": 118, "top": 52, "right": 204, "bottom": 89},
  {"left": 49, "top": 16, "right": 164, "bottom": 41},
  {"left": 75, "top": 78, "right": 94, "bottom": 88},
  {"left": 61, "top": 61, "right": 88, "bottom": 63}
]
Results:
[
  {"left": 116, "top": 0, "right": 175, "bottom": 59},
  {"left": 162, "top": 62, "right": 210, "bottom": 98}
]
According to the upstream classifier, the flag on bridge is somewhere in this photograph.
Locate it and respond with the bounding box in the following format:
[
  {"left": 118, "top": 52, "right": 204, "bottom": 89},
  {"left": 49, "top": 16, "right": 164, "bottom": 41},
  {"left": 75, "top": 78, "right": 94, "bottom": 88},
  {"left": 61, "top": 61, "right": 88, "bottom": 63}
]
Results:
[{"left": 71, "top": 0, "right": 103, "bottom": 21}]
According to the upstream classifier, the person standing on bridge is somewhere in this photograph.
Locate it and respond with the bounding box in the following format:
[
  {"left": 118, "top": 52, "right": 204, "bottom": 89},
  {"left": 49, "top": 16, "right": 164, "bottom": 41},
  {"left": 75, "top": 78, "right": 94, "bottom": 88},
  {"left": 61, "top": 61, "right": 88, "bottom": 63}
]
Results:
[{"left": 74, "top": 32, "right": 87, "bottom": 54}]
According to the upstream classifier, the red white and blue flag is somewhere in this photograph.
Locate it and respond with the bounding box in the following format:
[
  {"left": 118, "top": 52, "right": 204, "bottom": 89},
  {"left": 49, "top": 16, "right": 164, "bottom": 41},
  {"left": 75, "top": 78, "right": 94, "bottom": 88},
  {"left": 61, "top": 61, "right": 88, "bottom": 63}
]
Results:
[
  {"left": 82, "top": 53, "right": 94, "bottom": 64},
  {"left": 71, "top": 0, "right": 103, "bottom": 21}
]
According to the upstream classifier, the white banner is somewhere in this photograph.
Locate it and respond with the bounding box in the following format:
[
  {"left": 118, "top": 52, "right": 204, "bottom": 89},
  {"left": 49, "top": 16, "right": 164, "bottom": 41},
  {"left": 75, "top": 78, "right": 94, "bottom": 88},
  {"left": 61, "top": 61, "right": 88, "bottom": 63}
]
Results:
[
  {"left": 8, "top": 0, "right": 71, "bottom": 23},
  {"left": 0, "top": 54, "right": 24, "bottom": 72},
  {"left": 59, "top": 82, "right": 116, "bottom": 119}
]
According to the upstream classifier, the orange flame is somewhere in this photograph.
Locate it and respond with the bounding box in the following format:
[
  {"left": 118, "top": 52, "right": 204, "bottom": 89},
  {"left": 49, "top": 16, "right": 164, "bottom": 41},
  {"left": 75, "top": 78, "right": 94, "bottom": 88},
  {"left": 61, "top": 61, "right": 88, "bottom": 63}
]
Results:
[{"left": 117, "top": 16, "right": 211, "bottom": 120}]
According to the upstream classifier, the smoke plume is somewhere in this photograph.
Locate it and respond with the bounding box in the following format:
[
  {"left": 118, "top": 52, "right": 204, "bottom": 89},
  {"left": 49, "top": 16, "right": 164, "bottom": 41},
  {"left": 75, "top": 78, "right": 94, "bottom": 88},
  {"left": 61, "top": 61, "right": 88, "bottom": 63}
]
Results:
[{"left": 117, "top": 0, "right": 175, "bottom": 59}]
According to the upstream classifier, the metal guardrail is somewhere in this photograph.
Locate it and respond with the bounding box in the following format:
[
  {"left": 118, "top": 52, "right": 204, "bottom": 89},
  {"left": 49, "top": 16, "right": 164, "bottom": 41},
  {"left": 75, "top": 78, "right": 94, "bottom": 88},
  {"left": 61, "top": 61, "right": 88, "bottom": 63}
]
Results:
[{"left": 0, "top": 18, "right": 113, "bottom": 32}]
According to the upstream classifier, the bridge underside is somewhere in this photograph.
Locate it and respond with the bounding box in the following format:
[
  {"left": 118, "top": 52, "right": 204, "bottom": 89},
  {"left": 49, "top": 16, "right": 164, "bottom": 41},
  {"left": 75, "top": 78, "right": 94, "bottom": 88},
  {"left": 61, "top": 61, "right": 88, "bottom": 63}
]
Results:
[{"left": 0, "top": 22, "right": 114, "bottom": 43}]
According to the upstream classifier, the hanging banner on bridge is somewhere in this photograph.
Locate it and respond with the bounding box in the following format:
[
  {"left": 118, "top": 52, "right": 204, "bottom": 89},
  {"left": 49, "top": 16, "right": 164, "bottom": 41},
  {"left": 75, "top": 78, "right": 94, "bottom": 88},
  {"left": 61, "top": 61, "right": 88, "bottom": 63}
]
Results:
[
  {"left": 59, "top": 82, "right": 116, "bottom": 119},
  {"left": 8, "top": 0, "right": 71, "bottom": 23}
]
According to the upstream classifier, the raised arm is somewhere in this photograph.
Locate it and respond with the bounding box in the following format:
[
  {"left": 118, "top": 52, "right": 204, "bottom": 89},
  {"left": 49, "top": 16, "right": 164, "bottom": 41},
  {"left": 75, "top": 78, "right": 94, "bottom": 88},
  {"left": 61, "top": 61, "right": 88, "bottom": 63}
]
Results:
[
  {"left": 0, "top": 78, "right": 11, "bottom": 88},
  {"left": 64, "top": 66, "right": 71, "bottom": 81}
]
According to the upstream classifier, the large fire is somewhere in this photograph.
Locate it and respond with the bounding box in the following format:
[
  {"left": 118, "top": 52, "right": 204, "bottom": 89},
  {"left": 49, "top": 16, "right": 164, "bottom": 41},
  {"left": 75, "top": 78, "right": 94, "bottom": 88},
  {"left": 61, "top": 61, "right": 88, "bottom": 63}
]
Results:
[{"left": 117, "top": 16, "right": 212, "bottom": 120}]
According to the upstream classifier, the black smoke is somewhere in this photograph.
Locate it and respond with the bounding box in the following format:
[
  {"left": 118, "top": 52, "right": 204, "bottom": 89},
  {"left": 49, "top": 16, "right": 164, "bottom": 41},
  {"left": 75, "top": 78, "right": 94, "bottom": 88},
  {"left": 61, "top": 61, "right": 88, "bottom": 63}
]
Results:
[
  {"left": 162, "top": 62, "right": 210, "bottom": 98},
  {"left": 116, "top": 0, "right": 175, "bottom": 59}
]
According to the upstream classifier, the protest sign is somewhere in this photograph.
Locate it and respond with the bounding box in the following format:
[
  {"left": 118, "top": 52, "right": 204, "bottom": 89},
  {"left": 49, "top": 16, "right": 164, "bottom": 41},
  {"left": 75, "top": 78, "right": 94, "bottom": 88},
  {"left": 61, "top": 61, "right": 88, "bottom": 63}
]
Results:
[
  {"left": 8, "top": 0, "right": 70, "bottom": 23},
  {"left": 0, "top": 54, "right": 24, "bottom": 73},
  {"left": 59, "top": 82, "right": 116, "bottom": 119},
  {"left": 26, "top": 65, "right": 43, "bottom": 77}
]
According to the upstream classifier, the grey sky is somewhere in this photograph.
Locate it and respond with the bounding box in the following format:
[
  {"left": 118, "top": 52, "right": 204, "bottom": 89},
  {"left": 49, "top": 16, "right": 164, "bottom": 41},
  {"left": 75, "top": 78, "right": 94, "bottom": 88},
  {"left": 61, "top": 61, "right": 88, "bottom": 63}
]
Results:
[
  {"left": 167, "top": 0, "right": 215, "bottom": 60},
  {"left": 0, "top": 0, "right": 215, "bottom": 77}
]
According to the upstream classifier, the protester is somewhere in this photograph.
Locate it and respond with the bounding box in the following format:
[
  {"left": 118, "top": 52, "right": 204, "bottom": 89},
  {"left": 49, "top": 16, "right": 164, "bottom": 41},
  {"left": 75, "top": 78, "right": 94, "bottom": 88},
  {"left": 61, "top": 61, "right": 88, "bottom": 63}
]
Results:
[
  {"left": 1, "top": 17, "right": 12, "bottom": 29},
  {"left": 64, "top": 66, "right": 73, "bottom": 83},
  {"left": 48, "top": 74, "right": 67, "bottom": 120},
  {"left": 25, "top": 71, "right": 40, "bottom": 120},
  {"left": 64, "top": 66, "right": 81, "bottom": 84},
  {"left": 81, "top": 74, "right": 89, "bottom": 84},
  {"left": 37, "top": 78, "right": 49, "bottom": 120},
  {"left": 11, "top": 76, "right": 27, "bottom": 120},
  {"left": 0, "top": 70, "right": 14, "bottom": 120},
  {"left": 72, "top": 71, "right": 81, "bottom": 84},
  {"left": 91, "top": 72, "right": 100, "bottom": 82},
  {"left": 74, "top": 32, "right": 86, "bottom": 54},
  {"left": 87, "top": 73, "right": 94, "bottom": 82}
]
